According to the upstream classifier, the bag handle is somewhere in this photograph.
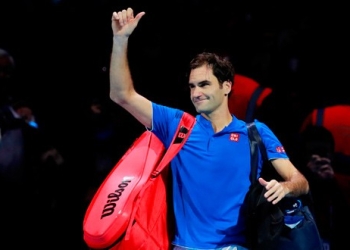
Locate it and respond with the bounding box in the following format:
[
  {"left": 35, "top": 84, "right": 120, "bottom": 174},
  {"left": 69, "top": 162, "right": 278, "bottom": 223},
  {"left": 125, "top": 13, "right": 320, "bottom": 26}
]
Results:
[{"left": 151, "top": 112, "right": 195, "bottom": 178}]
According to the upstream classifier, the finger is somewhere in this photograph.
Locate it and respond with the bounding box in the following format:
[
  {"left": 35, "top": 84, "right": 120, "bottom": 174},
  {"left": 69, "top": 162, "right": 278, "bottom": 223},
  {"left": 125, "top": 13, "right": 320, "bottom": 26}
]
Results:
[
  {"left": 112, "top": 12, "right": 118, "bottom": 21},
  {"left": 119, "top": 10, "right": 128, "bottom": 25},
  {"left": 116, "top": 11, "right": 123, "bottom": 25},
  {"left": 134, "top": 12, "right": 146, "bottom": 21},
  {"left": 271, "top": 194, "right": 282, "bottom": 204},
  {"left": 258, "top": 177, "right": 268, "bottom": 187},
  {"left": 264, "top": 188, "right": 274, "bottom": 199},
  {"left": 126, "top": 7, "right": 134, "bottom": 21},
  {"left": 266, "top": 190, "right": 277, "bottom": 201},
  {"left": 264, "top": 183, "right": 279, "bottom": 198},
  {"left": 266, "top": 189, "right": 279, "bottom": 203},
  {"left": 264, "top": 179, "right": 278, "bottom": 190}
]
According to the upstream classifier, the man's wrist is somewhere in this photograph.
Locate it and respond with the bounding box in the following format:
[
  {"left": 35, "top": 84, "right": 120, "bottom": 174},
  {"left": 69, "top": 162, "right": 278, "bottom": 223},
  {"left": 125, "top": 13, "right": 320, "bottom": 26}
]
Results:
[{"left": 113, "top": 34, "right": 130, "bottom": 41}]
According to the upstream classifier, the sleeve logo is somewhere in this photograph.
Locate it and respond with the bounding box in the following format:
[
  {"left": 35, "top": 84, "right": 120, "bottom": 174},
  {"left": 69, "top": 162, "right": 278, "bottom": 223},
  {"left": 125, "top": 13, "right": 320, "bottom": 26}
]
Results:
[{"left": 276, "top": 146, "right": 285, "bottom": 153}]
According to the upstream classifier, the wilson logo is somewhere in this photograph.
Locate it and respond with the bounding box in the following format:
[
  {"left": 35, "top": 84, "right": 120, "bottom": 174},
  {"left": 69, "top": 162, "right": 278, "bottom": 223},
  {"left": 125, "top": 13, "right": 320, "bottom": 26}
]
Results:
[
  {"left": 174, "top": 126, "right": 189, "bottom": 144},
  {"left": 178, "top": 132, "right": 186, "bottom": 139},
  {"left": 100, "top": 179, "right": 132, "bottom": 219}
]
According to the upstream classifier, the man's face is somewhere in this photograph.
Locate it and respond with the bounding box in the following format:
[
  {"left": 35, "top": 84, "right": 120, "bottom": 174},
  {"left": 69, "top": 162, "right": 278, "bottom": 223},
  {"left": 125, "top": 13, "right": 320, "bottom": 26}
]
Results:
[
  {"left": 188, "top": 65, "right": 230, "bottom": 114},
  {"left": 307, "top": 154, "right": 334, "bottom": 180}
]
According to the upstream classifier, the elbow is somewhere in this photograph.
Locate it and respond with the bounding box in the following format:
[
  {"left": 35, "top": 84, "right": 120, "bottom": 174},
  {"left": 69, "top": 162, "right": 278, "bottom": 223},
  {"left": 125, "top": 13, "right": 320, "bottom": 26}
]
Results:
[
  {"left": 109, "top": 89, "right": 128, "bottom": 105},
  {"left": 109, "top": 91, "right": 122, "bottom": 104},
  {"left": 109, "top": 88, "right": 137, "bottom": 107}
]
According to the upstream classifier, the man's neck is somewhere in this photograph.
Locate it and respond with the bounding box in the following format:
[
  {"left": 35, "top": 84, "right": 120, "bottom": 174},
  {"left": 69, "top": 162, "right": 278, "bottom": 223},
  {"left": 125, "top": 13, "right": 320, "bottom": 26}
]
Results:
[{"left": 201, "top": 111, "right": 233, "bottom": 133}]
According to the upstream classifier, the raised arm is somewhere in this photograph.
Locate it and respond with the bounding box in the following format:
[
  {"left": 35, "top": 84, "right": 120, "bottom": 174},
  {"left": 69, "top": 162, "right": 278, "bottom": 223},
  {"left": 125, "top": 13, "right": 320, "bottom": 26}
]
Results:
[{"left": 110, "top": 7, "right": 153, "bottom": 128}]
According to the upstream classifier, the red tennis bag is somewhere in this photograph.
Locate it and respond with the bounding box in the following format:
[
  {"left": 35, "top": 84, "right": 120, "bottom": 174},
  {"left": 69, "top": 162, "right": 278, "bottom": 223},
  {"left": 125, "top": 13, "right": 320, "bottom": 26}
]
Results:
[{"left": 83, "top": 112, "right": 195, "bottom": 250}]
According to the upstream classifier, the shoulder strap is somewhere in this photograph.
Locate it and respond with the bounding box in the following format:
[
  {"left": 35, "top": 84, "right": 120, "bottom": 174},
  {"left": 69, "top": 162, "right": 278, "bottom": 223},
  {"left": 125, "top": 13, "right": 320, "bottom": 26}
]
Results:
[
  {"left": 151, "top": 112, "right": 195, "bottom": 178},
  {"left": 247, "top": 121, "right": 270, "bottom": 183},
  {"left": 247, "top": 122, "right": 316, "bottom": 213},
  {"left": 248, "top": 122, "right": 268, "bottom": 160},
  {"left": 246, "top": 86, "right": 265, "bottom": 122},
  {"left": 315, "top": 108, "right": 324, "bottom": 126},
  {"left": 247, "top": 122, "right": 259, "bottom": 183}
]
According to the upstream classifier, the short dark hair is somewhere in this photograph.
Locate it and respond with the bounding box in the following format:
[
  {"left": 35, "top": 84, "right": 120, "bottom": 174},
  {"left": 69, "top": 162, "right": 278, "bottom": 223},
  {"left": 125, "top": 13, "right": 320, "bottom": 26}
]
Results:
[{"left": 188, "top": 52, "right": 235, "bottom": 85}]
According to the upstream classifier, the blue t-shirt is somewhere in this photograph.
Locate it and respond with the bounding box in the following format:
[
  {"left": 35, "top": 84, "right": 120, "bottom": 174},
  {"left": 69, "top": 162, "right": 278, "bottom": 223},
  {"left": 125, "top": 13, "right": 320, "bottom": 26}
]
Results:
[{"left": 151, "top": 103, "right": 288, "bottom": 249}]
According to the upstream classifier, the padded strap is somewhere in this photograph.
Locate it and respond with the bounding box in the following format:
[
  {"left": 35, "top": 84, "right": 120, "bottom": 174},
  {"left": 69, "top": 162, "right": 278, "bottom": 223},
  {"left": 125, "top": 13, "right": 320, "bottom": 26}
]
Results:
[{"left": 151, "top": 112, "right": 195, "bottom": 177}]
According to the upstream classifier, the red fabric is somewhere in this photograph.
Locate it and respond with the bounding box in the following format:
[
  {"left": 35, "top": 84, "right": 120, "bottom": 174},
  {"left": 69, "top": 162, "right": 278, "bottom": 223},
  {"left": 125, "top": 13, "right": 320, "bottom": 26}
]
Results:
[
  {"left": 300, "top": 105, "right": 350, "bottom": 156},
  {"left": 300, "top": 105, "right": 350, "bottom": 193},
  {"left": 229, "top": 74, "right": 272, "bottom": 120},
  {"left": 83, "top": 112, "right": 194, "bottom": 250},
  {"left": 110, "top": 168, "right": 173, "bottom": 250},
  {"left": 83, "top": 131, "right": 168, "bottom": 249}
]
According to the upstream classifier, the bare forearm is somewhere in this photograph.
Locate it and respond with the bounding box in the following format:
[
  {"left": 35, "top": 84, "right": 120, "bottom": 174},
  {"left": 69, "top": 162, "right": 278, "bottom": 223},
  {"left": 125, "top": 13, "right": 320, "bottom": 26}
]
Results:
[
  {"left": 109, "top": 35, "right": 134, "bottom": 104},
  {"left": 268, "top": 159, "right": 310, "bottom": 203},
  {"left": 282, "top": 171, "right": 309, "bottom": 197}
]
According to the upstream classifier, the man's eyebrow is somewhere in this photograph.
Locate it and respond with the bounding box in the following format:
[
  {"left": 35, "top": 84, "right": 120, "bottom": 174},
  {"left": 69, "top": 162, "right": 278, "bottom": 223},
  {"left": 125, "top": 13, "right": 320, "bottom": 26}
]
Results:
[{"left": 188, "top": 80, "right": 210, "bottom": 85}]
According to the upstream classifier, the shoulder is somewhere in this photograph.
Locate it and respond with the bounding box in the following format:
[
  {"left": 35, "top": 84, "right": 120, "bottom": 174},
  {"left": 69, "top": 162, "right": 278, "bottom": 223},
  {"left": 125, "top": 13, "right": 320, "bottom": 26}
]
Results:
[
  {"left": 253, "top": 120, "right": 280, "bottom": 143},
  {"left": 151, "top": 102, "right": 186, "bottom": 144},
  {"left": 151, "top": 103, "right": 186, "bottom": 131},
  {"left": 152, "top": 102, "right": 184, "bottom": 120},
  {"left": 253, "top": 119, "right": 288, "bottom": 157},
  {"left": 252, "top": 119, "right": 276, "bottom": 136}
]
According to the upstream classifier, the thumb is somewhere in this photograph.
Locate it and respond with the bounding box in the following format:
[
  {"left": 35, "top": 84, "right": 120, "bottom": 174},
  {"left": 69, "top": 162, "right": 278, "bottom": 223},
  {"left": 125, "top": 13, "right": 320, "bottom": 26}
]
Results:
[
  {"left": 134, "top": 12, "right": 146, "bottom": 22},
  {"left": 258, "top": 177, "right": 268, "bottom": 187}
]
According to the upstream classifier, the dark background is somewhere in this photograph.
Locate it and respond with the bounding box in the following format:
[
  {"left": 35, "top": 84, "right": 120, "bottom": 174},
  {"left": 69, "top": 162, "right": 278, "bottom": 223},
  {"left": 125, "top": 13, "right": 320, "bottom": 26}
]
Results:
[
  {"left": 1, "top": 0, "right": 349, "bottom": 110},
  {"left": 1, "top": 0, "right": 349, "bottom": 249}
]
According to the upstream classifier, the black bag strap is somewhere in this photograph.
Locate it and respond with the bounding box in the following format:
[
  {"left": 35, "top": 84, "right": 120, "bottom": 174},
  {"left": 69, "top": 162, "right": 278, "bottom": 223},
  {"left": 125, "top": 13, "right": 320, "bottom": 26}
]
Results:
[
  {"left": 246, "top": 86, "right": 265, "bottom": 123},
  {"left": 247, "top": 121, "right": 271, "bottom": 183},
  {"left": 315, "top": 108, "right": 324, "bottom": 126},
  {"left": 151, "top": 112, "right": 196, "bottom": 178},
  {"left": 247, "top": 122, "right": 259, "bottom": 182},
  {"left": 247, "top": 122, "right": 316, "bottom": 209}
]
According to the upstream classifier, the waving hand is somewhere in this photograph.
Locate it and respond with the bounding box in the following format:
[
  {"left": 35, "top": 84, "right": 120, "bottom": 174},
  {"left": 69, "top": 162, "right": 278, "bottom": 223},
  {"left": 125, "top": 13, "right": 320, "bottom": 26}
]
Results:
[{"left": 111, "top": 8, "right": 145, "bottom": 36}]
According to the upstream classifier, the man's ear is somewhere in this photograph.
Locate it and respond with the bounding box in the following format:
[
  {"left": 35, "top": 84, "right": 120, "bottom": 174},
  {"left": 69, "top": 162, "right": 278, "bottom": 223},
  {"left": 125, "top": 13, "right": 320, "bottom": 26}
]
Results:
[{"left": 224, "top": 80, "right": 232, "bottom": 95}]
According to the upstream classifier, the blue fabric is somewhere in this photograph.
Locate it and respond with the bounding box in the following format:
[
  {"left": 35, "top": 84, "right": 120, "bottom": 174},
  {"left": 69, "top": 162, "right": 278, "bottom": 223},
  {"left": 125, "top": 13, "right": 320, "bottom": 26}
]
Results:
[
  {"left": 173, "top": 244, "right": 249, "bottom": 250},
  {"left": 151, "top": 103, "right": 289, "bottom": 249}
]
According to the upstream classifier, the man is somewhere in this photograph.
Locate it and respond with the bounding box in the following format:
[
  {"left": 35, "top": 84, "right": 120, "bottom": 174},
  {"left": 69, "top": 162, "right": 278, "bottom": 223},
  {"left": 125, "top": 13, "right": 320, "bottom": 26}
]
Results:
[
  {"left": 297, "top": 125, "right": 350, "bottom": 250},
  {"left": 109, "top": 7, "right": 309, "bottom": 250},
  {"left": 0, "top": 49, "right": 44, "bottom": 247},
  {"left": 300, "top": 104, "right": 350, "bottom": 175},
  {"left": 299, "top": 104, "right": 350, "bottom": 209}
]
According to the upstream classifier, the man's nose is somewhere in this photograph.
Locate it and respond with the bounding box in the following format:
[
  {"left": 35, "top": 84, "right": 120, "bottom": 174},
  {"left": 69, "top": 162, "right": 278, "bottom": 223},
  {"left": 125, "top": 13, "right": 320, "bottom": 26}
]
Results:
[{"left": 192, "top": 87, "right": 202, "bottom": 97}]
